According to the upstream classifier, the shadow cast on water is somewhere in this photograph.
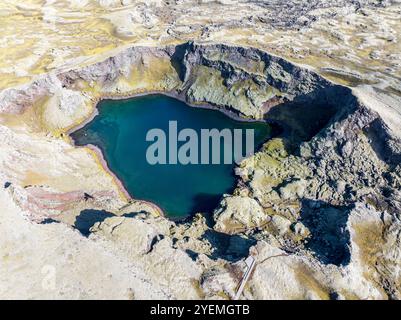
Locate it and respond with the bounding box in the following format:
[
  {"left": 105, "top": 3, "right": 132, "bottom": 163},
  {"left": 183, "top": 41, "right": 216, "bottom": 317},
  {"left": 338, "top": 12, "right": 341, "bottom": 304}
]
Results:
[
  {"left": 74, "top": 209, "right": 114, "bottom": 236},
  {"left": 189, "top": 193, "right": 228, "bottom": 218},
  {"left": 266, "top": 95, "right": 338, "bottom": 142},
  {"left": 300, "top": 199, "right": 351, "bottom": 266}
]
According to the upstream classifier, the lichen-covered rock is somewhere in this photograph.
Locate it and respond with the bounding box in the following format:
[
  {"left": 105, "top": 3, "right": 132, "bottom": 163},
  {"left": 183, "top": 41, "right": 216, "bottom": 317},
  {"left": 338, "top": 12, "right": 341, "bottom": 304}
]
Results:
[
  {"left": 270, "top": 215, "right": 292, "bottom": 236},
  {"left": 90, "top": 216, "right": 205, "bottom": 299},
  {"left": 0, "top": 37, "right": 401, "bottom": 300},
  {"left": 213, "top": 196, "right": 268, "bottom": 234},
  {"left": 344, "top": 203, "right": 401, "bottom": 299},
  {"left": 90, "top": 216, "right": 165, "bottom": 255},
  {"left": 246, "top": 241, "right": 332, "bottom": 300}
]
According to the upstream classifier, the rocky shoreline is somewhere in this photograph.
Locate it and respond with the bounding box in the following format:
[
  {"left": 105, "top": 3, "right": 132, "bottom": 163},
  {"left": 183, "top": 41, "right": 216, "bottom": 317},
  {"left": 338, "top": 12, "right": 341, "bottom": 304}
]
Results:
[
  {"left": 1, "top": 41, "right": 401, "bottom": 299},
  {"left": 66, "top": 88, "right": 273, "bottom": 220}
]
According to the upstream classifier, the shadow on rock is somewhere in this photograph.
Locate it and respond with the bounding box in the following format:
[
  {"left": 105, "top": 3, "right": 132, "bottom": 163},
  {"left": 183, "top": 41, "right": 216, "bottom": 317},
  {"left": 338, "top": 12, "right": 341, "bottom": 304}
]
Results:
[
  {"left": 40, "top": 218, "right": 59, "bottom": 225},
  {"left": 202, "top": 229, "right": 256, "bottom": 262},
  {"left": 74, "top": 209, "right": 114, "bottom": 236},
  {"left": 264, "top": 85, "right": 356, "bottom": 153},
  {"left": 170, "top": 42, "right": 190, "bottom": 82},
  {"left": 300, "top": 199, "right": 351, "bottom": 266},
  {"left": 364, "top": 118, "right": 401, "bottom": 168}
]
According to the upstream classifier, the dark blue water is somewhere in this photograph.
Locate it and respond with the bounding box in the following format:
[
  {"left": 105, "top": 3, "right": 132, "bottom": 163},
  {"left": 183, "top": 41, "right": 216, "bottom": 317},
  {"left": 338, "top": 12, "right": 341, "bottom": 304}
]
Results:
[{"left": 71, "top": 95, "right": 270, "bottom": 218}]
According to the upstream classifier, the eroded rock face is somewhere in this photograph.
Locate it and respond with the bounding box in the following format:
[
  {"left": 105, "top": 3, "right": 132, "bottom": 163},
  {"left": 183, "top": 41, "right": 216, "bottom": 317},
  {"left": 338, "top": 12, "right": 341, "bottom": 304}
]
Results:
[
  {"left": 0, "top": 40, "right": 400, "bottom": 300},
  {"left": 213, "top": 196, "right": 268, "bottom": 234},
  {"left": 90, "top": 216, "right": 204, "bottom": 299},
  {"left": 346, "top": 203, "right": 401, "bottom": 300}
]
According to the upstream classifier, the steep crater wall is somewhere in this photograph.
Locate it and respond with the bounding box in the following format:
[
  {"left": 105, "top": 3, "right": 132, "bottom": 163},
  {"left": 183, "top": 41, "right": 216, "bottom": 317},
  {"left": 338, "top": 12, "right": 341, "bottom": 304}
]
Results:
[
  {"left": 1, "top": 42, "right": 401, "bottom": 299},
  {"left": 60, "top": 42, "right": 357, "bottom": 140}
]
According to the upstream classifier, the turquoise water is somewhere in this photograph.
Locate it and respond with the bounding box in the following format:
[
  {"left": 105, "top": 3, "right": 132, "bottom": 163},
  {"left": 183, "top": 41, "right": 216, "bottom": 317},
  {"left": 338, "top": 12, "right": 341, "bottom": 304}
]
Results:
[{"left": 71, "top": 95, "right": 270, "bottom": 218}]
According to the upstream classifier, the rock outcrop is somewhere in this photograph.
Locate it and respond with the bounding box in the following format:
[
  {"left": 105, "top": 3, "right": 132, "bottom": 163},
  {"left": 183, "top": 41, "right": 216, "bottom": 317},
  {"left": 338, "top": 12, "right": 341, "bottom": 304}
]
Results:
[{"left": 0, "top": 38, "right": 400, "bottom": 300}]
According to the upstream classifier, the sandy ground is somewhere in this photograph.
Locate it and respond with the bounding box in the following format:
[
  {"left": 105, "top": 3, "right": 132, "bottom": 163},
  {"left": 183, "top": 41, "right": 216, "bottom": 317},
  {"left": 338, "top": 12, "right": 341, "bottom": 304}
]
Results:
[{"left": 0, "top": 188, "right": 171, "bottom": 299}]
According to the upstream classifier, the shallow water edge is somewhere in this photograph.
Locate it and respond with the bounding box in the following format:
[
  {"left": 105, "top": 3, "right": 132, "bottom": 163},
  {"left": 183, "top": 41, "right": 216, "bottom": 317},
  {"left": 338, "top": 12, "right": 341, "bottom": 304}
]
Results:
[{"left": 69, "top": 91, "right": 272, "bottom": 220}]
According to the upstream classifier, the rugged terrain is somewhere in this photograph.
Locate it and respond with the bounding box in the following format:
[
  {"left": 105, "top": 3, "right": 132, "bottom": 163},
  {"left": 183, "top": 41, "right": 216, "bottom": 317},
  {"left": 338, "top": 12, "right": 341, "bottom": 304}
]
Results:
[{"left": 1, "top": 1, "right": 401, "bottom": 300}]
